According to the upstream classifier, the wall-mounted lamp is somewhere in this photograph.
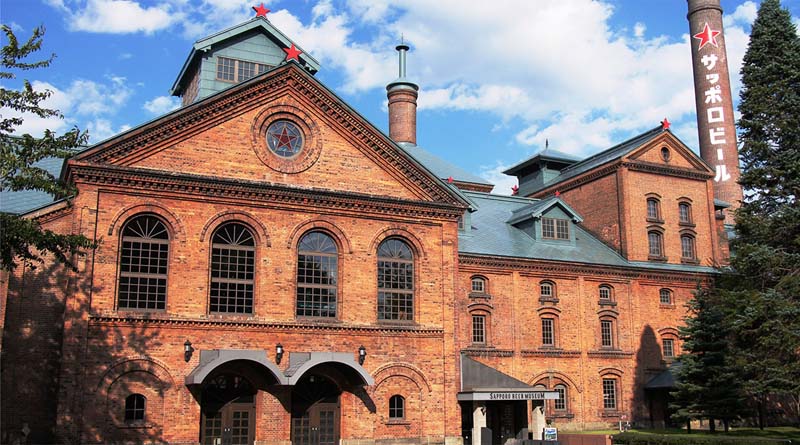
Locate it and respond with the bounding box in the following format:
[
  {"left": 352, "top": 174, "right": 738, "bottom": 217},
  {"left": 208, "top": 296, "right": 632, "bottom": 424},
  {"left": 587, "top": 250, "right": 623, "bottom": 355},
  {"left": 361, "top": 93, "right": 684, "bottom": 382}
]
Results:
[
  {"left": 184, "top": 340, "right": 195, "bottom": 363},
  {"left": 358, "top": 345, "right": 366, "bottom": 365},
  {"left": 276, "top": 343, "right": 284, "bottom": 364}
]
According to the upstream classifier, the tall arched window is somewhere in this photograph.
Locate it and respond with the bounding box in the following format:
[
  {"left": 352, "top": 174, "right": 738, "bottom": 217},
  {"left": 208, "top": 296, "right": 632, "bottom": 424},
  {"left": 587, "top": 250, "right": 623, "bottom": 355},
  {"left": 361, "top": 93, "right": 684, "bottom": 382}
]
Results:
[
  {"left": 679, "top": 202, "right": 693, "bottom": 224},
  {"left": 681, "top": 234, "right": 696, "bottom": 260},
  {"left": 210, "top": 223, "right": 255, "bottom": 314},
  {"left": 600, "top": 317, "right": 617, "bottom": 348},
  {"left": 389, "top": 395, "right": 405, "bottom": 420},
  {"left": 554, "top": 384, "right": 568, "bottom": 411},
  {"left": 124, "top": 394, "right": 146, "bottom": 422},
  {"left": 297, "top": 231, "right": 338, "bottom": 318},
  {"left": 118, "top": 215, "right": 170, "bottom": 310},
  {"left": 648, "top": 231, "right": 664, "bottom": 257},
  {"left": 646, "top": 198, "right": 661, "bottom": 221},
  {"left": 377, "top": 238, "right": 414, "bottom": 321}
]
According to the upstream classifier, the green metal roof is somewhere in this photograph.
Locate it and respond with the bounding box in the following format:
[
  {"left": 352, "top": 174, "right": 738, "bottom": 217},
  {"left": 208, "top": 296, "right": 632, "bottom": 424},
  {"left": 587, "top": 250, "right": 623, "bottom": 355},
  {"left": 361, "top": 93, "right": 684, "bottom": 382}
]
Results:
[
  {"left": 400, "top": 142, "right": 493, "bottom": 188},
  {"left": 503, "top": 147, "right": 579, "bottom": 175},
  {"left": 1, "top": 156, "right": 64, "bottom": 215}
]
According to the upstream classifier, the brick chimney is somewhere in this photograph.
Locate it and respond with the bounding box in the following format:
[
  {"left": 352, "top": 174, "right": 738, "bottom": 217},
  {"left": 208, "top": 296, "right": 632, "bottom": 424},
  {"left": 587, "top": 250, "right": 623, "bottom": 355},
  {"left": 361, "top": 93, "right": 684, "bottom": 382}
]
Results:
[
  {"left": 687, "top": 0, "right": 743, "bottom": 223},
  {"left": 386, "top": 44, "right": 419, "bottom": 146}
]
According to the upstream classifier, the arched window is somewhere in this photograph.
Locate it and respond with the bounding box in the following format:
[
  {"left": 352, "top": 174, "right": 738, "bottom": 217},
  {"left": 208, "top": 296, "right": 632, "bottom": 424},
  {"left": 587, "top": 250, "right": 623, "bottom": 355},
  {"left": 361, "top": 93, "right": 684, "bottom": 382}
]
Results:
[
  {"left": 659, "top": 288, "right": 673, "bottom": 305},
  {"left": 599, "top": 284, "right": 613, "bottom": 301},
  {"left": 297, "top": 231, "right": 338, "bottom": 318},
  {"left": 681, "top": 235, "right": 696, "bottom": 260},
  {"left": 539, "top": 281, "right": 556, "bottom": 301},
  {"left": 662, "top": 337, "right": 675, "bottom": 358},
  {"left": 471, "top": 276, "right": 487, "bottom": 294},
  {"left": 124, "top": 394, "right": 146, "bottom": 422},
  {"left": 646, "top": 198, "right": 661, "bottom": 221},
  {"left": 648, "top": 231, "right": 664, "bottom": 257},
  {"left": 472, "top": 314, "right": 486, "bottom": 344},
  {"left": 118, "top": 215, "right": 170, "bottom": 310},
  {"left": 377, "top": 238, "right": 414, "bottom": 321},
  {"left": 602, "top": 377, "right": 618, "bottom": 410},
  {"left": 554, "top": 384, "right": 568, "bottom": 411},
  {"left": 389, "top": 395, "right": 405, "bottom": 420},
  {"left": 679, "top": 202, "right": 693, "bottom": 224},
  {"left": 600, "top": 317, "right": 616, "bottom": 348},
  {"left": 541, "top": 317, "right": 556, "bottom": 346},
  {"left": 210, "top": 222, "right": 255, "bottom": 314}
]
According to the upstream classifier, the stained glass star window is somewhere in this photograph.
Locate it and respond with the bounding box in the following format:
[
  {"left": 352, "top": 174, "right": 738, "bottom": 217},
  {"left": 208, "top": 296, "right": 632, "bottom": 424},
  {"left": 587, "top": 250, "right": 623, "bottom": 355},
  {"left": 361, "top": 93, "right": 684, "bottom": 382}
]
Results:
[{"left": 267, "top": 120, "right": 303, "bottom": 157}]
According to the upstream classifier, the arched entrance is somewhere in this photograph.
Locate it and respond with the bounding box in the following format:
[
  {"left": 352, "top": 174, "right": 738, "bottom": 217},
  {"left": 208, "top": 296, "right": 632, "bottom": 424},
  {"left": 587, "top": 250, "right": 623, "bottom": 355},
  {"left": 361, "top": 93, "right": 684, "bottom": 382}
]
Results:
[
  {"left": 291, "top": 373, "right": 341, "bottom": 445},
  {"left": 200, "top": 373, "right": 256, "bottom": 445}
]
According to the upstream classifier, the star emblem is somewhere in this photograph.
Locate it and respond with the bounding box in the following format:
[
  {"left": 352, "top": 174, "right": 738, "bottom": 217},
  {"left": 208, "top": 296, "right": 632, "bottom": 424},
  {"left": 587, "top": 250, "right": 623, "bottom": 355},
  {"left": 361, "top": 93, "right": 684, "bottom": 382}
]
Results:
[
  {"left": 693, "top": 22, "right": 721, "bottom": 50},
  {"left": 283, "top": 43, "right": 302, "bottom": 62},
  {"left": 511, "top": 185, "right": 519, "bottom": 195},
  {"left": 554, "top": 191, "right": 561, "bottom": 197},
  {"left": 252, "top": 3, "right": 270, "bottom": 17},
  {"left": 267, "top": 121, "right": 302, "bottom": 156},
  {"left": 661, "top": 118, "right": 671, "bottom": 130},
  {"left": 447, "top": 176, "right": 454, "bottom": 183}
]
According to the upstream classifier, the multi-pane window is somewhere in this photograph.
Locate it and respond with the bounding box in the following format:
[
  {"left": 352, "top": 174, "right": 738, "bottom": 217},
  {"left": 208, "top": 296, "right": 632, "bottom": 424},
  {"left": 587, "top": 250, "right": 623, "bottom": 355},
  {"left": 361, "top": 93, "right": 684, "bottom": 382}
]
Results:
[
  {"left": 389, "top": 395, "right": 405, "bottom": 420},
  {"left": 542, "top": 218, "right": 569, "bottom": 240},
  {"left": 297, "top": 232, "right": 338, "bottom": 318},
  {"left": 217, "top": 57, "right": 272, "bottom": 82},
  {"left": 647, "top": 198, "right": 661, "bottom": 220},
  {"left": 377, "top": 238, "right": 414, "bottom": 321},
  {"left": 679, "top": 202, "right": 692, "bottom": 224},
  {"left": 681, "top": 235, "right": 696, "bottom": 260},
  {"left": 602, "top": 378, "right": 618, "bottom": 410},
  {"left": 540, "top": 282, "right": 554, "bottom": 299},
  {"left": 600, "top": 319, "right": 614, "bottom": 348},
  {"left": 648, "top": 231, "right": 663, "bottom": 257},
  {"left": 554, "top": 385, "right": 567, "bottom": 411},
  {"left": 210, "top": 223, "right": 255, "bottom": 314},
  {"left": 541, "top": 318, "right": 555, "bottom": 346},
  {"left": 471, "top": 276, "right": 486, "bottom": 293},
  {"left": 663, "top": 338, "right": 675, "bottom": 358},
  {"left": 599, "top": 285, "right": 612, "bottom": 300},
  {"left": 659, "top": 288, "right": 673, "bottom": 305},
  {"left": 472, "top": 315, "right": 486, "bottom": 344},
  {"left": 118, "top": 215, "right": 169, "bottom": 310},
  {"left": 124, "top": 394, "right": 146, "bottom": 422}
]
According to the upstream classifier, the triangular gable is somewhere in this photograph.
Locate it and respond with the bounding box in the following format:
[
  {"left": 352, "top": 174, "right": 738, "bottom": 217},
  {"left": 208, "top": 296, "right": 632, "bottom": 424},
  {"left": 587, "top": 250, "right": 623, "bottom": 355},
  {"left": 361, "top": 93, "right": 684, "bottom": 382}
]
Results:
[
  {"left": 460, "top": 354, "right": 532, "bottom": 391},
  {"left": 171, "top": 17, "right": 320, "bottom": 97},
  {"left": 69, "top": 63, "right": 467, "bottom": 207},
  {"left": 625, "top": 131, "right": 714, "bottom": 174},
  {"left": 506, "top": 197, "right": 583, "bottom": 225}
]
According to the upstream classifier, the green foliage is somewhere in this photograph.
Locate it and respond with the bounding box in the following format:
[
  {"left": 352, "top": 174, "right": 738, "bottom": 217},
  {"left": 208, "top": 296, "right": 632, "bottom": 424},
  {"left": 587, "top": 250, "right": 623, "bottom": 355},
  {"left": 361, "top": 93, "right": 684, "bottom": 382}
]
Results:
[
  {"left": 722, "top": 0, "right": 800, "bottom": 414},
  {"left": 1, "top": 25, "right": 94, "bottom": 271},
  {"left": 612, "top": 431, "right": 790, "bottom": 445},
  {"left": 671, "top": 288, "right": 745, "bottom": 426}
]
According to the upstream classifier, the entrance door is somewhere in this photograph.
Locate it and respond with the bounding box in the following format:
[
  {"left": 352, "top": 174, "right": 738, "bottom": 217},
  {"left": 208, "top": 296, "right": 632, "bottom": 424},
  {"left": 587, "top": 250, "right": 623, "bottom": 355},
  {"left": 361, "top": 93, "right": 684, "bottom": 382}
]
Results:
[
  {"left": 291, "top": 374, "right": 341, "bottom": 445},
  {"left": 201, "top": 374, "right": 256, "bottom": 445}
]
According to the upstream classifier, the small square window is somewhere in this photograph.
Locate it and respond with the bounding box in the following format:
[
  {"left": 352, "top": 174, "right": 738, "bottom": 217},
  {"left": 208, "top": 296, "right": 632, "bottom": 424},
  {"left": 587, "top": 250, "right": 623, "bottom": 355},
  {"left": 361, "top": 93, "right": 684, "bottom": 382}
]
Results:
[
  {"left": 659, "top": 289, "right": 672, "bottom": 305},
  {"left": 599, "top": 286, "right": 612, "bottom": 300},
  {"left": 389, "top": 395, "right": 405, "bottom": 420},
  {"left": 542, "top": 218, "right": 569, "bottom": 240},
  {"left": 471, "top": 277, "right": 485, "bottom": 293}
]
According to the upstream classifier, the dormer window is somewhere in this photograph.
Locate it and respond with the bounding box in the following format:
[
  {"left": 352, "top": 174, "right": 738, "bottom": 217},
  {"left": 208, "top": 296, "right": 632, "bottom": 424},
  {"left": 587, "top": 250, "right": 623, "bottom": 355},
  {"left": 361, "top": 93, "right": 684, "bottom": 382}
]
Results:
[
  {"left": 542, "top": 217, "right": 569, "bottom": 240},
  {"left": 216, "top": 57, "right": 273, "bottom": 83}
]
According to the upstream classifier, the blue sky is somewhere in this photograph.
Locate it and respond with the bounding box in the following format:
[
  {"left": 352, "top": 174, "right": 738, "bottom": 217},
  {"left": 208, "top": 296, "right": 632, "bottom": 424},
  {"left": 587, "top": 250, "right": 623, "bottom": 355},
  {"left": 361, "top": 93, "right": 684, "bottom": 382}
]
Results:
[{"left": 3, "top": 0, "right": 799, "bottom": 194}]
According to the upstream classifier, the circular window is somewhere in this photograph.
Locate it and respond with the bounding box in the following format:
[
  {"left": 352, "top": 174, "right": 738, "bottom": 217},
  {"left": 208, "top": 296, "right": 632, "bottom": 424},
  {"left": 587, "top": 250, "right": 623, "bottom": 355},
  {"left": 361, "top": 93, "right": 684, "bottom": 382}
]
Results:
[
  {"left": 267, "top": 120, "right": 304, "bottom": 158},
  {"left": 661, "top": 147, "right": 671, "bottom": 162}
]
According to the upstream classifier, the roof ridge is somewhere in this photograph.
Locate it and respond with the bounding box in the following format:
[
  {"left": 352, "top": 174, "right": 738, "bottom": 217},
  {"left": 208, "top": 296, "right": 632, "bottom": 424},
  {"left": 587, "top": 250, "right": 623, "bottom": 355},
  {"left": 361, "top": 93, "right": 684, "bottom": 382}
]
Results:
[{"left": 559, "top": 125, "right": 663, "bottom": 175}]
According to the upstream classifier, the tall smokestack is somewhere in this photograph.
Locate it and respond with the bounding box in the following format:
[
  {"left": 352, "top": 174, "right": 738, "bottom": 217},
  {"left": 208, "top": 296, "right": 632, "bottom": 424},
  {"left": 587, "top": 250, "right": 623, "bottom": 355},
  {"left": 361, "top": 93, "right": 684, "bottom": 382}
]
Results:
[
  {"left": 687, "top": 0, "right": 743, "bottom": 224},
  {"left": 386, "top": 44, "right": 419, "bottom": 146}
]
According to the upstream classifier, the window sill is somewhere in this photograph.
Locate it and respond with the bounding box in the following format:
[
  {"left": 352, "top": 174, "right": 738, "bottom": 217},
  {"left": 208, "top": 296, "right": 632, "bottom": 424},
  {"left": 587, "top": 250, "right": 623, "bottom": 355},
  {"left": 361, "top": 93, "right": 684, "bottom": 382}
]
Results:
[
  {"left": 377, "top": 319, "right": 416, "bottom": 326},
  {"left": 679, "top": 222, "right": 696, "bottom": 228},
  {"left": 386, "top": 420, "right": 411, "bottom": 426},
  {"left": 469, "top": 292, "right": 491, "bottom": 299},
  {"left": 538, "top": 297, "right": 560, "bottom": 304},
  {"left": 659, "top": 303, "right": 675, "bottom": 309},
  {"left": 118, "top": 422, "right": 155, "bottom": 430},
  {"left": 646, "top": 218, "right": 664, "bottom": 224},
  {"left": 600, "top": 411, "right": 624, "bottom": 418},
  {"left": 597, "top": 300, "right": 617, "bottom": 307},
  {"left": 648, "top": 255, "right": 667, "bottom": 262},
  {"left": 681, "top": 258, "right": 700, "bottom": 265}
]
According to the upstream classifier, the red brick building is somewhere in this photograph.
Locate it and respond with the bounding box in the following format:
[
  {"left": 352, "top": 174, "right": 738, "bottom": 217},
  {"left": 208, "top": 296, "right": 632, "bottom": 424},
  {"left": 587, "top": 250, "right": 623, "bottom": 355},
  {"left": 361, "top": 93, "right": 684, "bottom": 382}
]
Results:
[{"left": 0, "top": 12, "right": 732, "bottom": 445}]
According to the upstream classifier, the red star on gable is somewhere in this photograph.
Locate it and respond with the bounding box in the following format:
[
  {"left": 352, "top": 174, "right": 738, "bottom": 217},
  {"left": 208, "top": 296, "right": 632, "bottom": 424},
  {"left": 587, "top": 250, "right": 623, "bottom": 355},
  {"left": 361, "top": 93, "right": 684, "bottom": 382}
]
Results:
[
  {"left": 511, "top": 185, "right": 519, "bottom": 195},
  {"left": 271, "top": 125, "right": 297, "bottom": 150},
  {"left": 554, "top": 191, "right": 561, "bottom": 197},
  {"left": 283, "top": 43, "right": 302, "bottom": 62},
  {"left": 447, "top": 176, "right": 454, "bottom": 184},
  {"left": 252, "top": 3, "right": 270, "bottom": 17},
  {"left": 661, "top": 118, "right": 671, "bottom": 130},
  {"left": 693, "top": 22, "right": 721, "bottom": 50}
]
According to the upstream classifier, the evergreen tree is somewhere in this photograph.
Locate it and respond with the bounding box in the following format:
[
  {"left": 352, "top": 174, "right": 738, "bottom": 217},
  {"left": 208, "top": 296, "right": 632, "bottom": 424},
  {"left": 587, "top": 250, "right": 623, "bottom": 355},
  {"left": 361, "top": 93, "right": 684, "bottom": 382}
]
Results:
[
  {"left": 0, "top": 25, "right": 94, "bottom": 270},
  {"left": 722, "top": 0, "right": 800, "bottom": 427},
  {"left": 671, "top": 287, "right": 744, "bottom": 432}
]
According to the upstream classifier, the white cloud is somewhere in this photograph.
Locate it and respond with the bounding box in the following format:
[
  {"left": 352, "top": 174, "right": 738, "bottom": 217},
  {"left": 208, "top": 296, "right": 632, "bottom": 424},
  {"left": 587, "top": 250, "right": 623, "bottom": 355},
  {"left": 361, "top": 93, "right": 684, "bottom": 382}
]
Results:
[
  {"left": 143, "top": 95, "right": 181, "bottom": 116},
  {"left": 86, "top": 119, "right": 130, "bottom": 143},
  {"left": 724, "top": 1, "right": 758, "bottom": 28},
  {"left": 51, "top": 0, "right": 179, "bottom": 34},
  {"left": 479, "top": 162, "right": 517, "bottom": 196},
  {"left": 634, "top": 22, "right": 646, "bottom": 38}
]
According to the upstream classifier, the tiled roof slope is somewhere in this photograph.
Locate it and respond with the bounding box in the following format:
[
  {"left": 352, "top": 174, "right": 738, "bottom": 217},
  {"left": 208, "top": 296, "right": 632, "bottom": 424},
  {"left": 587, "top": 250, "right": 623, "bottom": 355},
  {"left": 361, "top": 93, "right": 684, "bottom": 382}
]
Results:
[
  {"left": 401, "top": 143, "right": 493, "bottom": 188},
  {"left": 0, "top": 157, "right": 63, "bottom": 215},
  {"left": 527, "top": 126, "right": 664, "bottom": 194},
  {"left": 459, "top": 191, "right": 716, "bottom": 273}
]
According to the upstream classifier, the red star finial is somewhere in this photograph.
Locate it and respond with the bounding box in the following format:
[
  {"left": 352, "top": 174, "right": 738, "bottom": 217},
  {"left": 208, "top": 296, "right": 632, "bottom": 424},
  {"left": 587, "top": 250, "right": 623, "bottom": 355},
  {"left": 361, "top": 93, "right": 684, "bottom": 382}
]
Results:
[
  {"left": 511, "top": 185, "right": 519, "bottom": 195},
  {"left": 283, "top": 43, "right": 302, "bottom": 62},
  {"left": 661, "top": 118, "right": 671, "bottom": 130},
  {"left": 253, "top": 3, "right": 270, "bottom": 17},
  {"left": 693, "top": 22, "right": 721, "bottom": 50},
  {"left": 554, "top": 190, "right": 561, "bottom": 197},
  {"left": 447, "top": 176, "right": 454, "bottom": 183}
]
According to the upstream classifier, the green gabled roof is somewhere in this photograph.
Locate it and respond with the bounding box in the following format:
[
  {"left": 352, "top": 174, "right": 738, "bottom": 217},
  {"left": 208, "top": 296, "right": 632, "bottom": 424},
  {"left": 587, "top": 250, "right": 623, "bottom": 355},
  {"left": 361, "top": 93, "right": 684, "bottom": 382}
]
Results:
[
  {"left": 0, "top": 156, "right": 65, "bottom": 215},
  {"left": 170, "top": 16, "right": 321, "bottom": 96},
  {"left": 525, "top": 126, "right": 666, "bottom": 194},
  {"left": 459, "top": 190, "right": 717, "bottom": 273},
  {"left": 506, "top": 196, "right": 583, "bottom": 225},
  {"left": 503, "top": 147, "right": 579, "bottom": 175}
]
